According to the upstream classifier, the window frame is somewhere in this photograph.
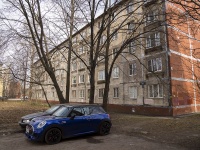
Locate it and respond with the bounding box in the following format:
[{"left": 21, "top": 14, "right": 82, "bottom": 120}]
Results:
[
  {"left": 79, "top": 74, "right": 85, "bottom": 83},
  {"left": 113, "top": 87, "right": 119, "bottom": 98},
  {"left": 129, "top": 63, "right": 137, "bottom": 76},
  {"left": 146, "top": 32, "right": 160, "bottom": 48},
  {"left": 79, "top": 89, "right": 85, "bottom": 98},
  {"left": 129, "top": 86, "right": 137, "bottom": 99},
  {"left": 98, "top": 88, "right": 104, "bottom": 98},
  {"left": 127, "top": 2, "right": 133, "bottom": 13},
  {"left": 72, "top": 76, "right": 77, "bottom": 84},
  {"left": 98, "top": 70, "right": 105, "bottom": 80},
  {"left": 112, "top": 67, "right": 119, "bottom": 78},
  {"left": 148, "top": 58, "right": 162, "bottom": 72},
  {"left": 148, "top": 84, "right": 163, "bottom": 98}
]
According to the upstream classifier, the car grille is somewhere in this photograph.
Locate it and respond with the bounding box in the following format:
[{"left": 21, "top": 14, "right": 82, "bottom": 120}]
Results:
[{"left": 26, "top": 125, "right": 34, "bottom": 135}]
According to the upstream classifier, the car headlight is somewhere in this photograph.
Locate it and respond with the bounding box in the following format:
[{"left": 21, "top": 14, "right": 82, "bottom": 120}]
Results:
[
  {"left": 37, "top": 121, "right": 46, "bottom": 129},
  {"left": 23, "top": 119, "right": 31, "bottom": 123}
]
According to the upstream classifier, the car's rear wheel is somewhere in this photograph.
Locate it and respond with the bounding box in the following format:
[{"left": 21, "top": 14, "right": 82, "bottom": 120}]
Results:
[
  {"left": 99, "top": 122, "right": 111, "bottom": 135},
  {"left": 44, "top": 128, "right": 62, "bottom": 144}
]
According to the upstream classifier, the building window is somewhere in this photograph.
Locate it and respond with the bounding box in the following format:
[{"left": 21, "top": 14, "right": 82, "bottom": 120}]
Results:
[
  {"left": 148, "top": 84, "right": 163, "bottom": 98},
  {"left": 79, "top": 46, "right": 85, "bottom": 55},
  {"left": 110, "top": 0, "right": 121, "bottom": 6},
  {"left": 146, "top": 32, "right": 160, "bottom": 48},
  {"left": 127, "top": 21, "right": 134, "bottom": 33},
  {"left": 112, "top": 31, "right": 118, "bottom": 40},
  {"left": 113, "top": 67, "right": 119, "bottom": 78},
  {"left": 72, "top": 76, "right": 76, "bottom": 84},
  {"left": 148, "top": 58, "right": 162, "bottom": 72},
  {"left": 127, "top": 2, "right": 133, "bottom": 13},
  {"left": 98, "top": 21, "right": 102, "bottom": 29},
  {"left": 129, "top": 63, "right": 136, "bottom": 75},
  {"left": 79, "top": 61, "right": 85, "bottom": 69},
  {"left": 98, "top": 70, "right": 105, "bottom": 80},
  {"left": 100, "top": 35, "right": 106, "bottom": 45},
  {"left": 112, "top": 48, "right": 118, "bottom": 59},
  {"left": 98, "top": 55, "right": 104, "bottom": 62},
  {"left": 99, "top": 88, "right": 104, "bottom": 98},
  {"left": 72, "top": 37, "right": 77, "bottom": 44},
  {"left": 72, "top": 90, "right": 76, "bottom": 98},
  {"left": 129, "top": 86, "right": 137, "bottom": 99},
  {"left": 87, "top": 89, "right": 90, "bottom": 99},
  {"left": 87, "top": 74, "right": 90, "bottom": 82},
  {"left": 111, "top": 12, "right": 117, "bottom": 21},
  {"left": 129, "top": 41, "right": 135, "bottom": 54},
  {"left": 79, "top": 74, "right": 85, "bottom": 83},
  {"left": 146, "top": 10, "right": 158, "bottom": 25},
  {"left": 79, "top": 90, "right": 85, "bottom": 98},
  {"left": 71, "top": 62, "right": 77, "bottom": 71},
  {"left": 113, "top": 87, "right": 119, "bottom": 98}
]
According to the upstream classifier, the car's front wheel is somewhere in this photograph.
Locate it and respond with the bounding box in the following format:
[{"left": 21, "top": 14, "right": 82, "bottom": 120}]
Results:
[
  {"left": 99, "top": 122, "right": 111, "bottom": 135},
  {"left": 44, "top": 128, "right": 62, "bottom": 144}
]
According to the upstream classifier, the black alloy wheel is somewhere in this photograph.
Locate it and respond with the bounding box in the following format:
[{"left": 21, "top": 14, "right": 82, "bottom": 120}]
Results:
[
  {"left": 45, "top": 128, "right": 62, "bottom": 144},
  {"left": 99, "top": 122, "right": 111, "bottom": 135}
]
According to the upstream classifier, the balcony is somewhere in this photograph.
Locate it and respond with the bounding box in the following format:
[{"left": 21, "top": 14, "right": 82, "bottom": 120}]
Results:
[
  {"left": 146, "top": 71, "right": 164, "bottom": 79},
  {"left": 145, "top": 45, "right": 163, "bottom": 55}
]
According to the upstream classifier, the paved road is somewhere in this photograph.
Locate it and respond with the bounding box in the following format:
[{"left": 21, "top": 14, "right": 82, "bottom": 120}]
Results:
[{"left": 0, "top": 132, "right": 186, "bottom": 150}]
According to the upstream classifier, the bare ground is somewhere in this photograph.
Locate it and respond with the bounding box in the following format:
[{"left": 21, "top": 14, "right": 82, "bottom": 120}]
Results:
[{"left": 0, "top": 101, "right": 200, "bottom": 149}]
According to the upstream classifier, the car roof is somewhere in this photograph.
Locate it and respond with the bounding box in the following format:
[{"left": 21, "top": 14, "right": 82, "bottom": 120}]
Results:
[{"left": 56, "top": 103, "right": 101, "bottom": 108}]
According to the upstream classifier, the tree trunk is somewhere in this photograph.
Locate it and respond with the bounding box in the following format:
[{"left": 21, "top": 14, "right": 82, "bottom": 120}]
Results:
[{"left": 66, "top": 0, "right": 75, "bottom": 103}]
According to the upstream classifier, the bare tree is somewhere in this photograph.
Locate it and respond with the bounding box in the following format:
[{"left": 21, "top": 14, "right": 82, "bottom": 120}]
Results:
[{"left": 1, "top": 0, "right": 68, "bottom": 103}]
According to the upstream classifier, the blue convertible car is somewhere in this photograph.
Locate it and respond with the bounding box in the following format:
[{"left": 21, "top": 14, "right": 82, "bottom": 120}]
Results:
[{"left": 25, "top": 104, "right": 111, "bottom": 144}]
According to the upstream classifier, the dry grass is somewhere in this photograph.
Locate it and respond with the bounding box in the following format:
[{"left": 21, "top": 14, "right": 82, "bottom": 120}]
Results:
[{"left": 0, "top": 101, "right": 200, "bottom": 149}]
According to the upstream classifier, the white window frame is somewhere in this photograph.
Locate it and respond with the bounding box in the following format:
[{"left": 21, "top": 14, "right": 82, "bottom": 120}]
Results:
[
  {"left": 79, "top": 74, "right": 85, "bottom": 83},
  {"left": 79, "top": 89, "right": 85, "bottom": 98},
  {"left": 72, "top": 90, "right": 76, "bottom": 98},
  {"left": 98, "top": 70, "right": 105, "bottom": 80},
  {"left": 71, "top": 62, "right": 77, "bottom": 71},
  {"left": 146, "top": 32, "right": 160, "bottom": 48},
  {"left": 112, "top": 48, "right": 118, "bottom": 59},
  {"left": 148, "top": 84, "right": 163, "bottom": 98},
  {"left": 113, "top": 67, "right": 119, "bottom": 78},
  {"left": 79, "top": 46, "right": 85, "bottom": 55},
  {"left": 112, "top": 12, "right": 117, "bottom": 21},
  {"left": 100, "top": 35, "right": 106, "bottom": 45},
  {"left": 99, "top": 88, "right": 104, "bottom": 98},
  {"left": 129, "top": 41, "right": 135, "bottom": 54},
  {"left": 127, "top": 21, "right": 134, "bottom": 33},
  {"left": 148, "top": 58, "right": 162, "bottom": 72},
  {"left": 113, "top": 87, "right": 119, "bottom": 98},
  {"left": 72, "top": 76, "right": 76, "bottom": 84},
  {"left": 127, "top": 2, "right": 133, "bottom": 13},
  {"left": 146, "top": 10, "right": 158, "bottom": 25},
  {"left": 79, "top": 61, "right": 85, "bottom": 69},
  {"left": 129, "top": 86, "right": 137, "bottom": 99},
  {"left": 112, "top": 31, "right": 118, "bottom": 40},
  {"left": 129, "top": 63, "right": 136, "bottom": 76}
]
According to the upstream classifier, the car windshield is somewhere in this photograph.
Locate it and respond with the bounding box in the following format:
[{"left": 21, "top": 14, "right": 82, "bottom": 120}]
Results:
[
  {"left": 53, "top": 106, "right": 72, "bottom": 117},
  {"left": 45, "top": 105, "right": 60, "bottom": 114}
]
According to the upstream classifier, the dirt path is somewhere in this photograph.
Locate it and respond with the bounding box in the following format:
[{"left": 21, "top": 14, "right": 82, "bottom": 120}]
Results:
[{"left": 0, "top": 132, "right": 186, "bottom": 150}]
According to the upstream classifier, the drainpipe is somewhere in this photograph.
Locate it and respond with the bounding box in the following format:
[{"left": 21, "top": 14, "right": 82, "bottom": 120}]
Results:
[{"left": 163, "top": 1, "right": 173, "bottom": 109}]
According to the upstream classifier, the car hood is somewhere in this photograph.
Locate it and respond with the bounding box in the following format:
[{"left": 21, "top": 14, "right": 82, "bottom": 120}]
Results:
[
  {"left": 31, "top": 115, "right": 58, "bottom": 123},
  {"left": 22, "top": 112, "right": 49, "bottom": 120}
]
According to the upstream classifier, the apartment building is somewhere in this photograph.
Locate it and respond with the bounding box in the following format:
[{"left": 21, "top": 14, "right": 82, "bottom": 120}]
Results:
[{"left": 32, "top": 0, "right": 200, "bottom": 116}]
